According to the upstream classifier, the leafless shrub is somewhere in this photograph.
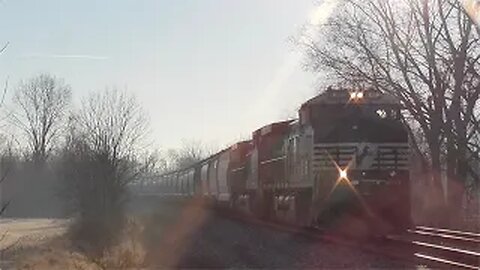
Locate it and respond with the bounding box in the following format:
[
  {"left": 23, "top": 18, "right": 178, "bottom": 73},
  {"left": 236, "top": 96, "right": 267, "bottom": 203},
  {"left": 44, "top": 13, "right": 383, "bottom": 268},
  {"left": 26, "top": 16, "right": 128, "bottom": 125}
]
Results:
[
  {"left": 58, "top": 89, "right": 152, "bottom": 256},
  {"left": 92, "top": 218, "right": 146, "bottom": 269}
]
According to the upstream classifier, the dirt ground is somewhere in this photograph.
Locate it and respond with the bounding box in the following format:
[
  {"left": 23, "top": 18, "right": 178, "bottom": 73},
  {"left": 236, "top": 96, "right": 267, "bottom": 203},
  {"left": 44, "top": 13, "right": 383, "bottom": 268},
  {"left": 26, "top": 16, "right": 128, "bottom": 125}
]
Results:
[
  {"left": 0, "top": 219, "right": 68, "bottom": 250},
  {"left": 0, "top": 219, "right": 93, "bottom": 270},
  {"left": 0, "top": 217, "right": 144, "bottom": 270}
]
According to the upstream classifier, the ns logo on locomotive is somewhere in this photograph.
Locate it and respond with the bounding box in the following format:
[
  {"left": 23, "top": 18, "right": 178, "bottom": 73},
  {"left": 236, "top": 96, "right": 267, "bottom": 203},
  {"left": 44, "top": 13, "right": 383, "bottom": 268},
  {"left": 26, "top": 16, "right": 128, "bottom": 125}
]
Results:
[{"left": 136, "top": 87, "right": 411, "bottom": 236}]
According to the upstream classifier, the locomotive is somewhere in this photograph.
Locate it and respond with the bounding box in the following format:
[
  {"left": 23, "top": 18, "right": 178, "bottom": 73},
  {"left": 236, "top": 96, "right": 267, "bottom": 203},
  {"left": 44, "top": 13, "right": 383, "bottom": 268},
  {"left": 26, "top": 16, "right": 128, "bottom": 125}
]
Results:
[{"left": 136, "top": 87, "right": 411, "bottom": 235}]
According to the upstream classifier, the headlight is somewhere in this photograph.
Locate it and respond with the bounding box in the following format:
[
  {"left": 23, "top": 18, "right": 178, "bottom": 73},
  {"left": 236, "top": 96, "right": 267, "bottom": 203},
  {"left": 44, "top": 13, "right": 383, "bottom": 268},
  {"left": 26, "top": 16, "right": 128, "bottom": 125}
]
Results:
[
  {"left": 339, "top": 169, "right": 348, "bottom": 179},
  {"left": 349, "top": 91, "right": 364, "bottom": 100}
]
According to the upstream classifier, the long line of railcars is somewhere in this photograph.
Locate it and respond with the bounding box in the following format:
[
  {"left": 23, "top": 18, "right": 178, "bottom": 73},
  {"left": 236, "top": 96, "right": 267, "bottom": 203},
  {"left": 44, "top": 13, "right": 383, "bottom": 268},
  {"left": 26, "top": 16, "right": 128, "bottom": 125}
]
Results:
[{"left": 135, "top": 87, "right": 412, "bottom": 235}]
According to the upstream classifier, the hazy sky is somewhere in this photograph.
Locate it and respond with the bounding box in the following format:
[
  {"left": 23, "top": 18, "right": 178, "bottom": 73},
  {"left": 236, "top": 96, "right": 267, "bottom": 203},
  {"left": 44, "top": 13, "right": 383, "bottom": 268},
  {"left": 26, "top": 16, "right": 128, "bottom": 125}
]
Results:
[{"left": 0, "top": 0, "right": 332, "bottom": 149}]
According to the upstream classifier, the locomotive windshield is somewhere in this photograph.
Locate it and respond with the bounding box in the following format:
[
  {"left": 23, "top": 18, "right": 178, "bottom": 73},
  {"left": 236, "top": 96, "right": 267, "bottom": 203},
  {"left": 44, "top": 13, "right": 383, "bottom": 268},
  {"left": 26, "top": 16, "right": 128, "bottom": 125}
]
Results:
[
  {"left": 347, "top": 105, "right": 400, "bottom": 121},
  {"left": 311, "top": 103, "right": 406, "bottom": 143},
  {"left": 312, "top": 104, "right": 400, "bottom": 122}
]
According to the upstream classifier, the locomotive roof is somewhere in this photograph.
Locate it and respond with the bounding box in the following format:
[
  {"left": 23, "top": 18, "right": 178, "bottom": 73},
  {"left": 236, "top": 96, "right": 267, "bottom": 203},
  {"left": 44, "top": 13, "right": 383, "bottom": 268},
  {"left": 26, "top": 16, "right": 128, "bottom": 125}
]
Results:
[
  {"left": 252, "top": 119, "right": 295, "bottom": 137},
  {"left": 301, "top": 87, "right": 400, "bottom": 107},
  {"left": 231, "top": 140, "right": 252, "bottom": 150}
]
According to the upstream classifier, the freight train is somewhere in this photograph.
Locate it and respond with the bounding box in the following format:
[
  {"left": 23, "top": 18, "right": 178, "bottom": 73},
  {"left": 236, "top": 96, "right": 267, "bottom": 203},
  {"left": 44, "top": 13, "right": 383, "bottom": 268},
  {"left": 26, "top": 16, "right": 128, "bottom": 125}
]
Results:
[{"left": 135, "top": 87, "right": 412, "bottom": 235}]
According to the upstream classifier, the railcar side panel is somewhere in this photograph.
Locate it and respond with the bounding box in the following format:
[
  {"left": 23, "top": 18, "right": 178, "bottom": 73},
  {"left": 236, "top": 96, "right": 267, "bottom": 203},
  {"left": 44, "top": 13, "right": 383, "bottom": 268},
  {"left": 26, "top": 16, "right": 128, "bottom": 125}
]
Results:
[
  {"left": 188, "top": 170, "right": 194, "bottom": 196},
  {"left": 217, "top": 150, "right": 230, "bottom": 202},
  {"left": 201, "top": 163, "right": 209, "bottom": 196},
  {"left": 208, "top": 159, "right": 219, "bottom": 199},
  {"left": 246, "top": 149, "right": 258, "bottom": 191}
]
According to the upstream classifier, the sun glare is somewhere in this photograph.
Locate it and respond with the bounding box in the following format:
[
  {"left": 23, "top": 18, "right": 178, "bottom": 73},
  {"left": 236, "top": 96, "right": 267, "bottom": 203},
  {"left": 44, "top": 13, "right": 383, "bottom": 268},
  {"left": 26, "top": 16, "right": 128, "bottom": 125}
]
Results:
[
  {"left": 248, "top": 0, "right": 341, "bottom": 126},
  {"left": 309, "top": 0, "right": 339, "bottom": 26},
  {"left": 464, "top": 0, "right": 480, "bottom": 23}
]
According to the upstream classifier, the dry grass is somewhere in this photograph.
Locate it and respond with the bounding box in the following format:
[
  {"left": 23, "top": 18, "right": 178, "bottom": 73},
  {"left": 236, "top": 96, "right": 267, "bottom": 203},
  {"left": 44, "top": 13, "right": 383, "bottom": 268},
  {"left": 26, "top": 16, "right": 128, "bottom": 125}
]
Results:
[
  {"left": 2, "top": 201, "right": 195, "bottom": 269},
  {"left": 9, "top": 218, "right": 146, "bottom": 270},
  {"left": 92, "top": 218, "right": 146, "bottom": 269},
  {"left": 13, "top": 237, "right": 102, "bottom": 270}
]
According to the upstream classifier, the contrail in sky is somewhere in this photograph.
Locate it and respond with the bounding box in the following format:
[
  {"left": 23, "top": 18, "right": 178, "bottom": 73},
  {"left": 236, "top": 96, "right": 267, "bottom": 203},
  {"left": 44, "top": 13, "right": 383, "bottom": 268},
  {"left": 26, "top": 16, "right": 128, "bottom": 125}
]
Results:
[{"left": 21, "top": 53, "right": 109, "bottom": 60}]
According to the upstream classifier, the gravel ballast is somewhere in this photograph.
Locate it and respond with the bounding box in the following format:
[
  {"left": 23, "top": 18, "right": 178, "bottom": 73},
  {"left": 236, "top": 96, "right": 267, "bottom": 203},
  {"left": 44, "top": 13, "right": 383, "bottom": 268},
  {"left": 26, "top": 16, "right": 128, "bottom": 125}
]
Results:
[{"left": 138, "top": 199, "right": 414, "bottom": 269}]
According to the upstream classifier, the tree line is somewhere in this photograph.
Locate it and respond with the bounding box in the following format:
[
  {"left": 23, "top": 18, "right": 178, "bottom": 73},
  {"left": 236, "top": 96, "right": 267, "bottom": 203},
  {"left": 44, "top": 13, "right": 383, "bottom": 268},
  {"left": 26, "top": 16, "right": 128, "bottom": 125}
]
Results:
[{"left": 0, "top": 73, "right": 212, "bottom": 255}]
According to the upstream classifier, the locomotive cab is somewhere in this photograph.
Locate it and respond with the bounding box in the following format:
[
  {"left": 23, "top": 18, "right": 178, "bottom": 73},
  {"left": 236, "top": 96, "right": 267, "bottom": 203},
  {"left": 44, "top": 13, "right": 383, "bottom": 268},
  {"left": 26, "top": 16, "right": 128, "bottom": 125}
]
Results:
[{"left": 300, "top": 87, "right": 411, "bottom": 235}]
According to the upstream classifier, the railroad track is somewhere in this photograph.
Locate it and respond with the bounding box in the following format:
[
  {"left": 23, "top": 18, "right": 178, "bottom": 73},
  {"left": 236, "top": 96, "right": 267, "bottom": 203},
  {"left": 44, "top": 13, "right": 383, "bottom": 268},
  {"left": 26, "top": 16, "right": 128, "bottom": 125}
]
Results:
[
  {"left": 218, "top": 210, "right": 479, "bottom": 269},
  {"left": 387, "top": 225, "right": 480, "bottom": 269},
  {"left": 216, "top": 211, "right": 415, "bottom": 267},
  {"left": 152, "top": 198, "right": 479, "bottom": 268}
]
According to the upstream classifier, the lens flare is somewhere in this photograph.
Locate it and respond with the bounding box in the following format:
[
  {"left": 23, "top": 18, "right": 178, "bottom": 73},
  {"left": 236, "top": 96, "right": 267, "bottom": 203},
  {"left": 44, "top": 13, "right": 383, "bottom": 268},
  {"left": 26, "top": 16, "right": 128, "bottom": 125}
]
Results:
[{"left": 320, "top": 151, "right": 374, "bottom": 217}]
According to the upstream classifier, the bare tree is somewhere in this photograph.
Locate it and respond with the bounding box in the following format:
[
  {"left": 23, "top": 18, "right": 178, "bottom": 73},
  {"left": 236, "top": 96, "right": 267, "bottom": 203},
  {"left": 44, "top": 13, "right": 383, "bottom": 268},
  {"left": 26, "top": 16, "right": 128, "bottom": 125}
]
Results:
[
  {"left": 0, "top": 139, "right": 15, "bottom": 216},
  {"left": 59, "top": 89, "right": 151, "bottom": 255},
  {"left": 0, "top": 101, "right": 9, "bottom": 217},
  {"left": 298, "top": 0, "right": 480, "bottom": 224},
  {"left": 10, "top": 74, "right": 71, "bottom": 164},
  {"left": 161, "top": 139, "right": 214, "bottom": 172},
  {"left": 0, "top": 42, "right": 9, "bottom": 216}
]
